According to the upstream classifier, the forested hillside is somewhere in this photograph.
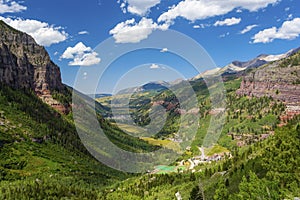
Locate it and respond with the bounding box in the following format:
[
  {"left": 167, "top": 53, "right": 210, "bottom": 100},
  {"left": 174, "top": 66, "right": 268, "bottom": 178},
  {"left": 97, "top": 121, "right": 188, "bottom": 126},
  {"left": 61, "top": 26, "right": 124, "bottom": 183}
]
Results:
[
  {"left": 0, "top": 19, "right": 299, "bottom": 199},
  {"left": 0, "top": 21, "right": 156, "bottom": 199},
  {"left": 96, "top": 49, "right": 300, "bottom": 199},
  {"left": 102, "top": 95, "right": 300, "bottom": 200}
]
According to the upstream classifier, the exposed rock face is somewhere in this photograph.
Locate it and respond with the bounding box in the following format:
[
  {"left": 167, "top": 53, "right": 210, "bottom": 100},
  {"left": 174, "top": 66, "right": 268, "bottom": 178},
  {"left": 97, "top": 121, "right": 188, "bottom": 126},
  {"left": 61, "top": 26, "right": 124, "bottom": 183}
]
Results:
[
  {"left": 0, "top": 20, "right": 64, "bottom": 92},
  {"left": 236, "top": 61, "right": 300, "bottom": 104},
  {"left": 0, "top": 20, "right": 67, "bottom": 113}
]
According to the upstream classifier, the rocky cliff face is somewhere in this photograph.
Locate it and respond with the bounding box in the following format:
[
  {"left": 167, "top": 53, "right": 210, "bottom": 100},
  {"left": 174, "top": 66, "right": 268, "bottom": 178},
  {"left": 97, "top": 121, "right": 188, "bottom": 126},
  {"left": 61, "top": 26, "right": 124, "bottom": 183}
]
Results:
[
  {"left": 236, "top": 52, "right": 300, "bottom": 104},
  {"left": 0, "top": 20, "right": 67, "bottom": 113},
  {"left": 0, "top": 20, "right": 64, "bottom": 92}
]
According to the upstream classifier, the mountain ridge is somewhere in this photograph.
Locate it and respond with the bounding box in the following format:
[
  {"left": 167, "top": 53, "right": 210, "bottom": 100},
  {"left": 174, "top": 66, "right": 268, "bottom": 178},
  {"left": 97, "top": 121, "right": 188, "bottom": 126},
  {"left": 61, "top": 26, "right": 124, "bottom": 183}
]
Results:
[
  {"left": 116, "top": 80, "right": 170, "bottom": 95},
  {"left": 0, "top": 19, "right": 299, "bottom": 199},
  {"left": 191, "top": 46, "right": 300, "bottom": 80}
]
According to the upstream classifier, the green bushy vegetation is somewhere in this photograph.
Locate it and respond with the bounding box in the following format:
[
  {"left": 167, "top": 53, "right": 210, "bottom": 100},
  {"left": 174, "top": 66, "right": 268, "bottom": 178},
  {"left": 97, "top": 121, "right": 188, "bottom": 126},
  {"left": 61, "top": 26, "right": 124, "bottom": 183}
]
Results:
[
  {"left": 104, "top": 118, "right": 300, "bottom": 199},
  {"left": 0, "top": 56, "right": 299, "bottom": 199},
  {"left": 0, "top": 84, "right": 159, "bottom": 199},
  {"left": 214, "top": 116, "right": 300, "bottom": 199},
  {"left": 279, "top": 51, "right": 300, "bottom": 68},
  {"left": 126, "top": 77, "right": 285, "bottom": 153}
]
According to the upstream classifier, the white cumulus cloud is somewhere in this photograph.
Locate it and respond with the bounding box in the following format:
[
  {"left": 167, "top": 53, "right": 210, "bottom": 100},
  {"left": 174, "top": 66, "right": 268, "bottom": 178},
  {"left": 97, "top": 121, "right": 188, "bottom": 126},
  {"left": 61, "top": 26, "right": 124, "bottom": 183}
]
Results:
[
  {"left": 252, "top": 18, "right": 300, "bottom": 43},
  {"left": 78, "top": 30, "right": 89, "bottom": 35},
  {"left": 193, "top": 24, "right": 209, "bottom": 29},
  {"left": 160, "top": 48, "right": 168, "bottom": 52},
  {"left": 118, "top": 0, "right": 161, "bottom": 16},
  {"left": 150, "top": 64, "right": 160, "bottom": 69},
  {"left": 0, "top": 17, "right": 68, "bottom": 46},
  {"left": 240, "top": 24, "right": 258, "bottom": 34},
  {"left": 158, "top": 0, "right": 279, "bottom": 23},
  {"left": 120, "top": 2, "right": 126, "bottom": 13},
  {"left": 0, "top": 0, "right": 26, "bottom": 14},
  {"left": 61, "top": 42, "right": 101, "bottom": 66},
  {"left": 214, "top": 17, "right": 241, "bottom": 26},
  {"left": 109, "top": 17, "right": 169, "bottom": 43},
  {"left": 287, "top": 14, "right": 293, "bottom": 20}
]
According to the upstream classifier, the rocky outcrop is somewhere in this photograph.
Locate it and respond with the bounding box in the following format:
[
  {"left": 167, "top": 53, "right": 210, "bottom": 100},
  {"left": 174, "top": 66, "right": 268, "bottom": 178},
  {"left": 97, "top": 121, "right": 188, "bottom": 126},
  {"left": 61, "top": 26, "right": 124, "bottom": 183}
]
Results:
[
  {"left": 0, "top": 20, "right": 64, "bottom": 92},
  {"left": 0, "top": 20, "right": 67, "bottom": 113},
  {"left": 236, "top": 60, "right": 300, "bottom": 104}
]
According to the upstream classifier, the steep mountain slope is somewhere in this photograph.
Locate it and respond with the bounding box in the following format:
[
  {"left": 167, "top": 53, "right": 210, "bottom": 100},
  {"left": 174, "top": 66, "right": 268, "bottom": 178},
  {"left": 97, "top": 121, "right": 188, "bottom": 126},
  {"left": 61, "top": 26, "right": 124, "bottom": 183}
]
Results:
[
  {"left": 0, "top": 84, "right": 130, "bottom": 199},
  {"left": 103, "top": 118, "right": 300, "bottom": 199},
  {"left": 1, "top": 18, "right": 299, "bottom": 199},
  {"left": 0, "top": 20, "right": 153, "bottom": 152},
  {"left": 99, "top": 49, "right": 300, "bottom": 200},
  {"left": 237, "top": 50, "right": 300, "bottom": 104},
  {"left": 0, "top": 20, "right": 67, "bottom": 113},
  {"left": 104, "top": 47, "right": 300, "bottom": 172},
  {"left": 90, "top": 46, "right": 300, "bottom": 199},
  {"left": 0, "top": 21, "right": 63, "bottom": 92},
  {"left": 0, "top": 20, "right": 158, "bottom": 198}
]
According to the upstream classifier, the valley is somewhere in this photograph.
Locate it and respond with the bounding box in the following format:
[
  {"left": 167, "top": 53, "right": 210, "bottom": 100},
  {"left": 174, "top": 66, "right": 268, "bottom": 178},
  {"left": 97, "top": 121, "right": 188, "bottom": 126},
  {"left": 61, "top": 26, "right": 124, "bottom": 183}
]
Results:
[
  {"left": 92, "top": 46, "right": 300, "bottom": 199},
  {"left": 0, "top": 18, "right": 299, "bottom": 199}
]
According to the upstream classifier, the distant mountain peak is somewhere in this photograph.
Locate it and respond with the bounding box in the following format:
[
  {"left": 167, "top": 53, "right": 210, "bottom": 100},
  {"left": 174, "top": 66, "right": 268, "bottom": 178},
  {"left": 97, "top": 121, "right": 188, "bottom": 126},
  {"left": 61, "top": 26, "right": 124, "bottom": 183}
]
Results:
[
  {"left": 256, "top": 54, "right": 269, "bottom": 58},
  {"left": 286, "top": 47, "right": 300, "bottom": 57},
  {"left": 116, "top": 81, "right": 170, "bottom": 95},
  {"left": 191, "top": 46, "right": 300, "bottom": 80}
]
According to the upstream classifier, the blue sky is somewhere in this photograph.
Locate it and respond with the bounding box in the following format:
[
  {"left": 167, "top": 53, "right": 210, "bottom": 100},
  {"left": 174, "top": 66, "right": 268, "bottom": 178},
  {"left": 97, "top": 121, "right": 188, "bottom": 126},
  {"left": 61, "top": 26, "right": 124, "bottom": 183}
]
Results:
[{"left": 0, "top": 0, "right": 300, "bottom": 93}]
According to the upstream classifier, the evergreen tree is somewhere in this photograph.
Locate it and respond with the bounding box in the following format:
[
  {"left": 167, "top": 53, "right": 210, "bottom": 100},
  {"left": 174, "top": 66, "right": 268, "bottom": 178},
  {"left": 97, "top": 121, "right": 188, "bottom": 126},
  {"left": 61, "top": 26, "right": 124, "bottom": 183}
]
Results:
[{"left": 189, "top": 185, "right": 204, "bottom": 200}]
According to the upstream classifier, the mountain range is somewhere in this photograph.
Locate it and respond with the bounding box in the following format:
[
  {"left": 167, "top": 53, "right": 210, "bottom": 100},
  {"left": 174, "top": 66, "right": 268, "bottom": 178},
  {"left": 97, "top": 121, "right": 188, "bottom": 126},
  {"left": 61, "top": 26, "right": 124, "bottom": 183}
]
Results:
[
  {"left": 0, "top": 19, "right": 299, "bottom": 199},
  {"left": 0, "top": 20, "right": 156, "bottom": 199},
  {"left": 116, "top": 81, "right": 170, "bottom": 95},
  {"left": 192, "top": 46, "right": 300, "bottom": 79},
  {"left": 113, "top": 46, "right": 300, "bottom": 95}
]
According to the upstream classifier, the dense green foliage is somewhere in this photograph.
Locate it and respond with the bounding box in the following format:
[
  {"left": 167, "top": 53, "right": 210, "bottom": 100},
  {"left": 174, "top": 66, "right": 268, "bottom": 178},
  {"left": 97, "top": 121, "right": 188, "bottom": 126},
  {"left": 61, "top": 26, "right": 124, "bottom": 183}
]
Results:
[
  {"left": 96, "top": 73, "right": 299, "bottom": 199},
  {"left": 279, "top": 51, "right": 300, "bottom": 68},
  {"left": 0, "top": 84, "right": 159, "bottom": 199},
  {"left": 0, "top": 57, "right": 299, "bottom": 199},
  {"left": 103, "top": 119, "right": 300, "bottom": 199}
]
